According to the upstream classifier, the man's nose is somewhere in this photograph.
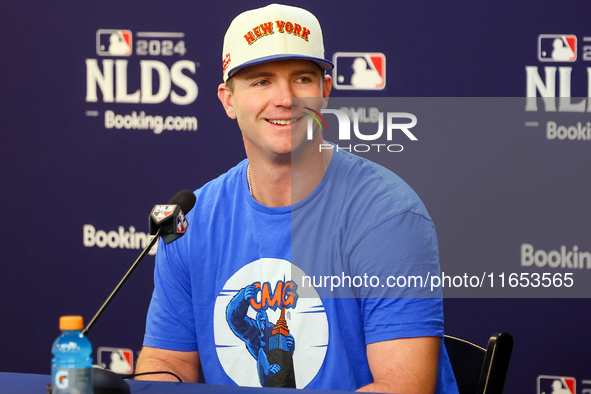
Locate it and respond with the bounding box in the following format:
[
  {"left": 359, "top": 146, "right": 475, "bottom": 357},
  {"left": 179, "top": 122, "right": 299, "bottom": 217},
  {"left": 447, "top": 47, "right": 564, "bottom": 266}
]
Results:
[{"left": 273, "top": 80, "right": 296, "bottom": 107}]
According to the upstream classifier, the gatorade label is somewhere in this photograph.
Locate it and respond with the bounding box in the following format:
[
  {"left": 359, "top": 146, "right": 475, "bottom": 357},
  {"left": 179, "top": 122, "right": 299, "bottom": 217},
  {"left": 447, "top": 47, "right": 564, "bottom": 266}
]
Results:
[{"left": 53, "top": 368, "right": 92, "bottom": 394}]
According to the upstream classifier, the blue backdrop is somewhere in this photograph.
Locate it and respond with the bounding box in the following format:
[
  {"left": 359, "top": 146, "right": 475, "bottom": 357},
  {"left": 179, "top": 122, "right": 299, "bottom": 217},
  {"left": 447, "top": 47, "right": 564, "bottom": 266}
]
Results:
[{"left": 1, "top": 1, "right": 590, "bottom": 392}]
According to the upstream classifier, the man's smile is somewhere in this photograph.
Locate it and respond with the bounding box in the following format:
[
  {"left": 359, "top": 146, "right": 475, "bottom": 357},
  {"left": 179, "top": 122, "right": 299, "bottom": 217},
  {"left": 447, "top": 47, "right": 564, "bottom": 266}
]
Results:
[{"left": 266, "top": 116, "right": 303, "bottom": 126}]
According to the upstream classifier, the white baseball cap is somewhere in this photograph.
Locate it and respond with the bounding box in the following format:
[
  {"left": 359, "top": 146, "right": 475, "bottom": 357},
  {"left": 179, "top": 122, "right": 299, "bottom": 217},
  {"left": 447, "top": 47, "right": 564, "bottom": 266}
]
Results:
[{"left": 221, "top": 3, "right": 333, "bottom": 82}]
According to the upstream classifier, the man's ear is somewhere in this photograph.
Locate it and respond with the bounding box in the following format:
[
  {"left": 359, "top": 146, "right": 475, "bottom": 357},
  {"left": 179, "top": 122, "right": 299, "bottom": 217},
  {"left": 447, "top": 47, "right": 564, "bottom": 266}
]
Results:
[
  {"left": 322, "top": 74, "right": 332, "bottom": 108},
  {"left": 218, "top": 83, "right": 237, "bottom": 119}
]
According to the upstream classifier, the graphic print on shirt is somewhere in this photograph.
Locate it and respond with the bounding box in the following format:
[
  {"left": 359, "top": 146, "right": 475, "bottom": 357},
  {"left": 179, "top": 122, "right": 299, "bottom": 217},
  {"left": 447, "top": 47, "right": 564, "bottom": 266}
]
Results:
[{"left": 213, "top": 258, "right": 328, "bottom": 388}]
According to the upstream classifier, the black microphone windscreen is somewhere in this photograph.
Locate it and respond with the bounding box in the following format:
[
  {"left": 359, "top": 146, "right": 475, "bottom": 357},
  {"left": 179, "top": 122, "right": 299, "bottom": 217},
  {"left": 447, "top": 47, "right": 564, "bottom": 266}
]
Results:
[{"left": 168, "top": 189, "right": 196, "bottom": 214}]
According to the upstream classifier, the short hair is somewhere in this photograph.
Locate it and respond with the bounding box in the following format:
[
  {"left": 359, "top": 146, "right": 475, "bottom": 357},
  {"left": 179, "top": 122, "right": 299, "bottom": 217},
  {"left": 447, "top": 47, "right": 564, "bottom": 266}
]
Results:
[
  {"left": 225, "top": 76, "right": 235, "bottom": 93},
  {"left": 224, "top": 66, "right": 327, "bottom": 94}
]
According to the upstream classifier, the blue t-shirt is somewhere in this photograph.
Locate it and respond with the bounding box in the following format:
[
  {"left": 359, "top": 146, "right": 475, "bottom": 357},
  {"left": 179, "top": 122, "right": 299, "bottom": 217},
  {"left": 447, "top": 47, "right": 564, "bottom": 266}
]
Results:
[{"left": 144, "top": 149, "right": 458, "bottom": 392}]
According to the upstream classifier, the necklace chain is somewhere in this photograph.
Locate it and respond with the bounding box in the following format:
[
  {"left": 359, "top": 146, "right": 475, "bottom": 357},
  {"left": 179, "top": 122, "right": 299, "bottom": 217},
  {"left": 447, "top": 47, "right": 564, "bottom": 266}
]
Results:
[{"left": 247, "top": 147, "right": 330, "bottom": 197}]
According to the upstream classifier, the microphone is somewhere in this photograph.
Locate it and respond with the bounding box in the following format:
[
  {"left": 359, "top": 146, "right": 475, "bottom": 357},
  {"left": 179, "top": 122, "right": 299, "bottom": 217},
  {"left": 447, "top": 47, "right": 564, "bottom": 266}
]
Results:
[
  {"left": 167, "top": 188, "right": 197, "bottom": 214},
  {"left": 83, "top": 189, "right": 195, "bottom": 335},
  {"left": 79, "top": 189, "right": 195, "bottom": 393},
  {"left": 149, "top": 189, "right": 196, "bottom": 244}
]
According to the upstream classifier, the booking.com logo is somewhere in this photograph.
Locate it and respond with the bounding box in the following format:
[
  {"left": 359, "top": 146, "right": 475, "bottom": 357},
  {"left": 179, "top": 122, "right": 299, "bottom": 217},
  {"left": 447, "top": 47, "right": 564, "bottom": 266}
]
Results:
[{"left": 304, "top": 107, "right": 418, "bottom": 153}]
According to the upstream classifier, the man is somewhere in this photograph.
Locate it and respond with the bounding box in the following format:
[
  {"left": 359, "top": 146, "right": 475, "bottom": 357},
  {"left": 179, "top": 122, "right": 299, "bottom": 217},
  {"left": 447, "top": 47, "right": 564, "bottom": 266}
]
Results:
[{"left": 136, "top": 4, "right": 458, "bottom": 393}]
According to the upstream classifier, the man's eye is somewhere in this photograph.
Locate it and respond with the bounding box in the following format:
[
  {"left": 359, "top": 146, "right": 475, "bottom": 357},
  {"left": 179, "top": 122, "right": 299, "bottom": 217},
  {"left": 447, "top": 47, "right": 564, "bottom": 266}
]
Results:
[
  {"left": 254, "top": 80, "right": 269, "bottom": 86},
  {"left": 297, "top": 76, "right": 312, "bottom": 83}
]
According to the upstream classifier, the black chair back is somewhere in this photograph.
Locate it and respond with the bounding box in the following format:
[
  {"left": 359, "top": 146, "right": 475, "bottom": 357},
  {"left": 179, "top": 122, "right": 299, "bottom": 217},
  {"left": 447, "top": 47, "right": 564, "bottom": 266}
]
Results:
[{"left": 444, "top": 332, "right": 513, "bottom": 394}]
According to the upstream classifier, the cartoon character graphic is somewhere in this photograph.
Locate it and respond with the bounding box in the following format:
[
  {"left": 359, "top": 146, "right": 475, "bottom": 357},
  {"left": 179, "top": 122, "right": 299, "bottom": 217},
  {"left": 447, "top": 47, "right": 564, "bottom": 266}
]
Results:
[{"left": 226, "top": 283, "right": 296, "bottom": 387}]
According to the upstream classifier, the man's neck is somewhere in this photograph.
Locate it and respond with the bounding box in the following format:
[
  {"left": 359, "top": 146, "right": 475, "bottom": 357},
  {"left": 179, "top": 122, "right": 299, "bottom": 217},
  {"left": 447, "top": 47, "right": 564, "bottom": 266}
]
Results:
[{"left": 247, "top": 142, "right": 331, "bottom": 207}]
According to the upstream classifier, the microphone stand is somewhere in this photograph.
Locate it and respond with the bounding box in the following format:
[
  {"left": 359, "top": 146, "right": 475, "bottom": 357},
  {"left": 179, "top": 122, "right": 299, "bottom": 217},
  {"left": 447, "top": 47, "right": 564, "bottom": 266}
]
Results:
[
  {"left": 83, "top": 227, "right": 161, "bottom": 336},
  {"left": 75, "top": 192, "right": 194, "bottom": 393}
]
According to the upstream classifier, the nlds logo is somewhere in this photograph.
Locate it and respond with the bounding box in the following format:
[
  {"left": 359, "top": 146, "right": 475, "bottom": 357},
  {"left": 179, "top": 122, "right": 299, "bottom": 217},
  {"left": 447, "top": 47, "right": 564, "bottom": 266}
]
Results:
[
  {"left": 538, "top": 35, "right": 577, "bottom": 62},
  {"left": 96, "top": 29, "right": 133, "bottom": 57},
  {"left": 332, "top": 52, "right": 386, "bottom": 90},
  {"left": 525, "top": 33, "right": 591, "bottom": 113},
  {"left": 538, "top": 375, "right": 576, "bottom": 394},
  {"left": 86, "top": 29, "right": 198, "bottom": 105}
]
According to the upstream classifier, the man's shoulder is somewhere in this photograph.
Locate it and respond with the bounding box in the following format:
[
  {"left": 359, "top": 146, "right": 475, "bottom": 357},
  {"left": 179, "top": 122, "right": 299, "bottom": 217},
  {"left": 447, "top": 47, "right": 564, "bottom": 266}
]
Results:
[
  {"left": 182, "top": 159, "right": 247, "bottom": 227},
  {"left": 332, "top": 150, "right": 431, "bottom": 221},
  {"left": 194, "top": 159, "right": 247, "bottom": 200}
]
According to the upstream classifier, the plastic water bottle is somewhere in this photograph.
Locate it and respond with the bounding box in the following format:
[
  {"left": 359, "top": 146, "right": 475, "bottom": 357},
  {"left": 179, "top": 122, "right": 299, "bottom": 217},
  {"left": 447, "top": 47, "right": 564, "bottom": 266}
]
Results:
[{"left": 51, "top": 315, "right": 93, "bottom": 394}]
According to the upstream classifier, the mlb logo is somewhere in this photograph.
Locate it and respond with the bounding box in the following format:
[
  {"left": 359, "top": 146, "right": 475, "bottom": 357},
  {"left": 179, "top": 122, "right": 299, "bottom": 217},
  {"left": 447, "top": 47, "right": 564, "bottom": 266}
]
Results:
[
  {"left": 538, "top": 34, "right": 577, "bottom": 62},
  {"left": 332, "top": 52, "right": 386, "bottom": 90},
  {"left": 153, "top": 205, "right": 175, "bottom": 221},
  {"left": 176, "top": 212, "right": 188, "bottom": 233},
  {"left": 537, "top": 375, "right": 576, "bottom": 394},
  {"left": 96, "top": 29, "right": 133, "bottom": 56},
  {"left": 98, "top": 347, "right": 134, "bottom": 374}
]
